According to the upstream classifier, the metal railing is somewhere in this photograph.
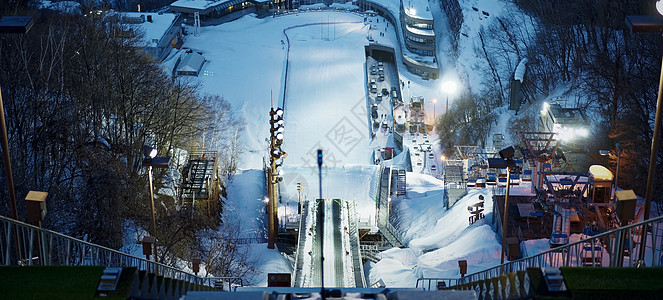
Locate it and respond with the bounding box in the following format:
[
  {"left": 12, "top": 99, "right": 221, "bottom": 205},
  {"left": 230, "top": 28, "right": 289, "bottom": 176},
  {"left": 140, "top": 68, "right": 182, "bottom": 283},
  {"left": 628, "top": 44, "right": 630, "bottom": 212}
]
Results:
[
  {"left": 455, "top": 214, "right": 663, "bottom": 285},
  {"left": 0, "top": 215, "right": 242, "bottom": 288},
  {"left": 416, "top": 278, "right": 460, "bottom": 291}
]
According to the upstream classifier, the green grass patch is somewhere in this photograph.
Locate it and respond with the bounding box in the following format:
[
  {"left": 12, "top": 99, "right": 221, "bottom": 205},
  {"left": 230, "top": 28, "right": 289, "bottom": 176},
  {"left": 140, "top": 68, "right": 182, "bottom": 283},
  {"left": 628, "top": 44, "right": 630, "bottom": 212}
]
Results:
[
  {"left": 0, "top": 266, "right": 104, "bottom": 300},
  {"left": 561, "top": 267, "right": 663, "bottom": 291}
]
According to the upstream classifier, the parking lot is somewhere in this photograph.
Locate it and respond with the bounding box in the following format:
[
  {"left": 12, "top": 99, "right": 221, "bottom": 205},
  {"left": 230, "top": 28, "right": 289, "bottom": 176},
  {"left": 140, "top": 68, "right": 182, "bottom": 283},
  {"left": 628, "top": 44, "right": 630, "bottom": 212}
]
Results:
[{"left": 365, "top": 55, "right": 404, "bottom": 161}]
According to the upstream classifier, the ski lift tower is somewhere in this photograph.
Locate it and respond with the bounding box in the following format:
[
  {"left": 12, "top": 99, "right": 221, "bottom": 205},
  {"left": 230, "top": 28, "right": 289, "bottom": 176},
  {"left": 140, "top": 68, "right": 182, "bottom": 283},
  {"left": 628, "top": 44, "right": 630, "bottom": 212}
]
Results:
[{"left": 518, "top": 132, "right": 562, "bottom": 194}]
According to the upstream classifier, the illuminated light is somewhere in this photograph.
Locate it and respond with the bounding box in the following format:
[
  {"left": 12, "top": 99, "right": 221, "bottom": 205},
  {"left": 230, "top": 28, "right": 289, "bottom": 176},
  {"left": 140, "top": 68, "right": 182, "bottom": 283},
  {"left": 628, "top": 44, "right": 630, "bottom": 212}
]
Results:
[
  {"left": 275, "top": 108, "right": 284, "bottom": 116},
  {"left": 657, "top": 0, "right": 663, "bottom": 16},
  {"left": 441, "top": 80, "right": 457, "bottom": 94},
  {"left": 541, "top": 102, "right": 549, "bottom": 114},
  {"left": 557, "top": 127, "right": 575, "bottom": 141},
  {"left": 276, "top": 132, "right": 284, "bottom": 140},
  {"left": 575, "top": 127, "right": 589, "bottom": 137},
  {"left": 277, "top": 119, "right": 285, "bottom": 126},
  {"left": 441, "top": 155, "right": 446, "bottom": 161},
  {"left": 277, "top": 126, "right": 285, "bottom": 133}
]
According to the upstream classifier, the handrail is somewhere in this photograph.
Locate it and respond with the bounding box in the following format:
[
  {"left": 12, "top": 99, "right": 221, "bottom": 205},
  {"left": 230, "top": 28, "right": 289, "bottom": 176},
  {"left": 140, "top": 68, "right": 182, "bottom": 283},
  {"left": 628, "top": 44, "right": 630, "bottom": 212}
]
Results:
[
  {"left": 455, "top": 214, "right": 663, "bottom": 285},
  {"left": 0, "top": 215, "right": 242, "bottom": 288},
  {"left": 416, "top": 277, "right": 460, "bottom": 291}
]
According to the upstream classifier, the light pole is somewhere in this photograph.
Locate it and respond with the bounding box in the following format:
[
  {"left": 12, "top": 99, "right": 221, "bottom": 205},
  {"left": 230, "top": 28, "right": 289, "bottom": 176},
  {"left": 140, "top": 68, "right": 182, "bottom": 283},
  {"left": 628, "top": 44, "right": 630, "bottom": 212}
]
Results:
[
  {"left": 0, "top": 16, "right": 33, "bottom": 264},
  {"left": 441, "top": 80, "right": 457, "bottom": 115},
  {"left": 142, "top": 146, "right": 170, "bottom": 267},
  {"left": 625, "top": 7, "right": 663, "bottom": 263},
  {"left": 268, "top": 107, "right": 286, "bottom": 249},
  {"left": 599, "top": 143, "right": 621, "bottom": 200},
  {"left": 0, "top": 16, "right": 33, "bottom": 222},
  {"left": 432, "top": 98, "right": 437, "bottom": 122},
  {"left": 488, "top": 146, "right": 516, "bottom": 267}
]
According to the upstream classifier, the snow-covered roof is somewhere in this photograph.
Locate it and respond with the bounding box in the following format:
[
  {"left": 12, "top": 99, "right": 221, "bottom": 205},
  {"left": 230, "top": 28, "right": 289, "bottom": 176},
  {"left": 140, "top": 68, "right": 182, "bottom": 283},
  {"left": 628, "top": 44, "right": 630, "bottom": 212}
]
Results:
[
  {"left": 402, "top": 0, "right": 433, "bottom": 20},
  {"left": 589, "top": 165, "right": 613, "bottom": 181},
  {"left": 170, "top": 0, "right": 270, "bottom": 10},
  {"left": 405, "top": 24, "right": 434, "bottom": 36},
  {"left": 514, "top": 58, "right": 528, "bottom": 81},
  {"left": 177, "top": 52, "right": 205, "bottom": 73},
  {"left": 170, "top": 0, "right": 224, "bottom": 10},
  {"left": 118, "top": 12, "right": 177, "bottom": 47}
]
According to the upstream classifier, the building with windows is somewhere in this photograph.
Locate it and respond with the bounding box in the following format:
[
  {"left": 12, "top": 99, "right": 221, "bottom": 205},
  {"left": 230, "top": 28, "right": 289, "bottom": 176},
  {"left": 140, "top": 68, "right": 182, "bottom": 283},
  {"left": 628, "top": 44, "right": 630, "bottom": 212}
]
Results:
[
  {"left": 170, "top": 0, "right": 263, "bottom": 18},
  {"left": 116, "top": 12, "right": 184, "bottom": 62},
  {"left": 399, "top": 0, "right": 438, "bottom": 79}
]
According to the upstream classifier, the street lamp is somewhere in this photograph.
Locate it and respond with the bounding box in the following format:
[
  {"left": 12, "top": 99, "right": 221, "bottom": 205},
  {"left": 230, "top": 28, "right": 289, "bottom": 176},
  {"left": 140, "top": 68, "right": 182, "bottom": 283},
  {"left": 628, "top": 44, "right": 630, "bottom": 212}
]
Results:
[
  {"left": 488, "top": 146, "right": 516, "bottom": 266},
  {"left": 0, "top": 16, "right": 34, "bottom": 223},
  {"left": 599, "top": 143, "right": 621, "bottom": 200},
  {"left": 441, "top": 80, "right": 457, "bottom": 114},
  {"left": 626, "top": 7, "right": 663, "bottom": 263},
  {"left": 142, "top": 145, "right": 170, "bottom": 265}
]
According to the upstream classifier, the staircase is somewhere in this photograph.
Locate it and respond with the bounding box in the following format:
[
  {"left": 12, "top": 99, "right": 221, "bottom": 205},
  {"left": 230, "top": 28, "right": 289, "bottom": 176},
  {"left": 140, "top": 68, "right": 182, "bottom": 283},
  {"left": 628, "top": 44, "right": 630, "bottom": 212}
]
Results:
[
  {"left": 377, "top": 166, "right": 403, "bottom": 248},
  {"left": 396, "top": 169, "right": 406, "bottom": 196},
  {"left": 181, "top": 152, "right": 218, "bottom": 213}
]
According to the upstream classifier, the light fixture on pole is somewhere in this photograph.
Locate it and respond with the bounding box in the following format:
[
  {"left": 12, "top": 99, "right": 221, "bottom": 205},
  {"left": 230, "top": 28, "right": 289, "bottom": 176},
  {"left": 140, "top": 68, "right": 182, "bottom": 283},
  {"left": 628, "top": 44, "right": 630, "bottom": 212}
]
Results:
[
  {"left": 268, "top": 107, "right": 286, "bottom": 249},
  {"left": 599, "top": 143, "right": 621, "bottom": 200},
  {"left": 432, "top": 98, "right": 437, "bottom": 122},
  {"left": 488, "top": 146, "right": 517, "bottom": 267},
  {"left": 0, "top": 16, "right": 34, "bottom": 222},
  {"left": 441, "top": 80, "right": 457, "bottom": 114},
  {"left": 1, "top": 16, "right": 34, "bottom": 263},
  {"left": 625, "top": 8, "right": 663, "bottom": 263},
  {"left": 142, "top": 145, "right": 170, "bottom": 267}
]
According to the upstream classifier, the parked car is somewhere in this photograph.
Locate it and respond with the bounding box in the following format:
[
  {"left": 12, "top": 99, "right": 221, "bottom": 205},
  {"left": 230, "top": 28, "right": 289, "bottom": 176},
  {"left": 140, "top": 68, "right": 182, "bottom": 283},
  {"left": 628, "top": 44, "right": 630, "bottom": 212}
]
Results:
[
  {"left": 428, "top": 153, "right": 434, "bottom": 159},
  {"left": 431, "top": 165, "right": 437, "bottom": 171},
  {"left": 376, "top": 94, "right": 382, "bottom": 102},
  {"left": 371, "top": 84, "right": 377, "bottom": 93}
]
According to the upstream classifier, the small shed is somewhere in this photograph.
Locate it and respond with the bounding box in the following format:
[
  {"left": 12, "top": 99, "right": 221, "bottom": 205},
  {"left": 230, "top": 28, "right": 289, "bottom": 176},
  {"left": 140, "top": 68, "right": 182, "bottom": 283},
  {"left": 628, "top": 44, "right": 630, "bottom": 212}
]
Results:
[
  {"left": 589, "top": 164, "right": 613, "bottom": 203},
  {"left": 176, "top": 51, "right": 205, "bottom": 76}
]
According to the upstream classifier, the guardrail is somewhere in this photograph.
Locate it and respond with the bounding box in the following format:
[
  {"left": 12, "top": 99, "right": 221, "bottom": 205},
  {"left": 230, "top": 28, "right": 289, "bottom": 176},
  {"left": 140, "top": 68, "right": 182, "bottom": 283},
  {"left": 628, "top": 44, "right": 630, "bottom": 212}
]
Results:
[
  {"left": 455, "top": 214, "right": 663, "bottom": 286},
  {"left": 0, "top": 215, "right": 242, "bottom": 288},
  {"left": 416, "top": 277, "right": 460, "bottom": 291}
]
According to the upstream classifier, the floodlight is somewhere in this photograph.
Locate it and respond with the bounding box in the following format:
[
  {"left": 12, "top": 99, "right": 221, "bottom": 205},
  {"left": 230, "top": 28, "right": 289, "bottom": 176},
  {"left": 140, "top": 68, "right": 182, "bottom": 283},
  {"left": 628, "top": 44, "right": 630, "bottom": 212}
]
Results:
[
  {"left": 142, "top": 146, "right": 158, "bottom": 159},
  {"left": 498, "top": 146, "right": 515, "bottom": 160},
  {"left": 657, "top": 0, "right": 663, "bottom": 16},
  {"left": 441, "top": 80, "right": 457, "bottom": 94},
  {"left": 575, "top": 127, "right": 589, "bottom": 137}
]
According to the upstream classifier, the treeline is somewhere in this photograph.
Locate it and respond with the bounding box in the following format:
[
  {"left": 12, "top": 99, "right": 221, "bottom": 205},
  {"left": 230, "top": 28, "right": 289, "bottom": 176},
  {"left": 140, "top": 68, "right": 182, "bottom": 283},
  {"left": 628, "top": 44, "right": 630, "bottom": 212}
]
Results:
[
  {"left": 437, "top": 0, "right": 662, "bottom": 203},
  {"left": 0, "top": 5, "right": 245, "bottom": 270}
]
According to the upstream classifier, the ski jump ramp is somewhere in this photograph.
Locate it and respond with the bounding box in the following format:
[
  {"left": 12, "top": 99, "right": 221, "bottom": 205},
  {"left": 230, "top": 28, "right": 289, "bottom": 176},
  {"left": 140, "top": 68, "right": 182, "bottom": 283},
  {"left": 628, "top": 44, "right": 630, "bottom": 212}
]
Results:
[{"left": 293, "top": 198, "right": 366, "bottom": 288}]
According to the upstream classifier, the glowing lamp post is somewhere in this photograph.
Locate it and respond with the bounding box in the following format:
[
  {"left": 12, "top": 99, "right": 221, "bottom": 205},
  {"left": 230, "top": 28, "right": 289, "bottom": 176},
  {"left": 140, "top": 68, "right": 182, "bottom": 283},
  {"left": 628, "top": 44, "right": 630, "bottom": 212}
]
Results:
[
  {"left": 142, "top": 146, "right": 170, "bottom": 266},
  {"left": 441, "top": 80, "right": 457, "bottom": 115}
]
